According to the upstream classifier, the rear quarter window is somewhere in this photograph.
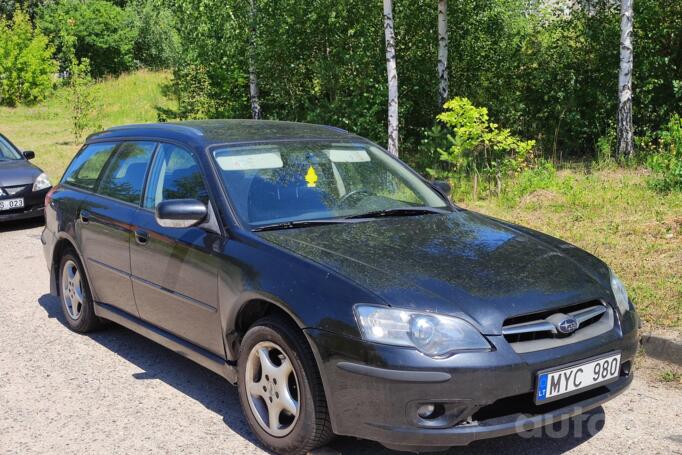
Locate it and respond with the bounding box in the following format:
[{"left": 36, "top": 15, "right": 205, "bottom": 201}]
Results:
[{"left": 62, "top": 142, "right": 119, "bottom": 191}]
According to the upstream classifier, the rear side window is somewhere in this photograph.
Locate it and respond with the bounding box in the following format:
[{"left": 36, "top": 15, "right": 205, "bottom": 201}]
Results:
[
  {"left": 62, "top": 142, "right": 118, "bottom": 190},
  {"left": 97, "top": 142, "right": 156, "bottom": 204},
  {"left": 143, "top": 143, "right": 209, "bottom": 209}
]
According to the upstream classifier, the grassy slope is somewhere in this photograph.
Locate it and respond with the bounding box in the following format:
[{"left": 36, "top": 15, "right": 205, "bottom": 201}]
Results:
[
  {"left": 0, "top": 70, "right": 174, "bottom": 180},
  {"left": 0, "top": 70, "right": 679, "bottom": 330},
  {"left": 467, "top": 169, "right": 682, "bottom": 330}
]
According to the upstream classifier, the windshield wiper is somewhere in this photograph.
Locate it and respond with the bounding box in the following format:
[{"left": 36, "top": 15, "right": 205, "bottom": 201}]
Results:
[
  {"left": 344, "top": 206, "right": 450, "bottom": 220},
  {"left": 252, "top": 218, "right": 355, "bottom": 232}
]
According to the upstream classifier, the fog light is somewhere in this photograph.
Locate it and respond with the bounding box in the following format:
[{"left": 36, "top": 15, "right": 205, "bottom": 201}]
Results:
[{"left": 417, "top": 404, "right": 437, "bottom": 419}]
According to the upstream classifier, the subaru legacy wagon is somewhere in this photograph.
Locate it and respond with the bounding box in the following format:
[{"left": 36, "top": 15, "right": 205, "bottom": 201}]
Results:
[{"left": 42, "top": 120, "right": 638, "bottom": 454}]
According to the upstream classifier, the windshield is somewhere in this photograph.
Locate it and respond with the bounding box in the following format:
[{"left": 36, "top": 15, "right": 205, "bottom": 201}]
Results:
[
  {"left": 0, "top": 136, "right": 22, "bottom": 161},
  {"left": 212, "top": 141, "right": 449, "bottom": 227}
]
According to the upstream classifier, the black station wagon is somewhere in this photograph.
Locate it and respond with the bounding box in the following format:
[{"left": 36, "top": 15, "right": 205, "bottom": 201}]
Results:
[{"left": 42, "top": 120, "right": 639, "bottom": 454}]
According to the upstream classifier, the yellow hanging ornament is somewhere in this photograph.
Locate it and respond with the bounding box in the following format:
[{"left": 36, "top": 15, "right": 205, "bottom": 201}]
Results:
[{"left": 305, "top": 166, "right": 318, "bottom": 187}]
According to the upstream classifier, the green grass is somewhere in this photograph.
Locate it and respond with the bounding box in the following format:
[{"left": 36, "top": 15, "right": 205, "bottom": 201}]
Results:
[
  {"left": 0, "top": 69, "right": 175, "bottom": 180},
  {"left": 463, "top": 168, "right": 682, "bottom": 330}
]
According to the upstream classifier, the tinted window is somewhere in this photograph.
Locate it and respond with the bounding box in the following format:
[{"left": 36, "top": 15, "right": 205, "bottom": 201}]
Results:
[
  {"left": 62, "top": 142, "right": 118, "bottom": 190},
  {"left": 144, "top": 143, "right": 208, "bottom": 209},
  {"left": 98, "top": 142, "right": 155, "bottom": 204},
  {"left": 0, "top": 136, "right": 22, "bottom": 160}
]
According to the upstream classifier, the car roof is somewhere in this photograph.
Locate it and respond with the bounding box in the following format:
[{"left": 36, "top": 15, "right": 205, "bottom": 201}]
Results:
[{"left": 85, "top": 119, "right": 358, "bottom": 148}]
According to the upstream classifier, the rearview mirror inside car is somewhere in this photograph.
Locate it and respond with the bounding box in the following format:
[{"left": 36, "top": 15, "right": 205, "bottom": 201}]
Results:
[
  {"left": 432, "top": 180, "right": 452, "bottom": 197},
  {"left": 155, "top": 199, "right": 208, "bottom": 228}
]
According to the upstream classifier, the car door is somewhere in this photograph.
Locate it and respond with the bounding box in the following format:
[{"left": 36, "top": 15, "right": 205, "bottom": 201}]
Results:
[
  {"left": 78, "top": 141, "right": 156, "bottom": 318},
  {"left": 130, "top": 142, "right": 224, "bottom": 355}
]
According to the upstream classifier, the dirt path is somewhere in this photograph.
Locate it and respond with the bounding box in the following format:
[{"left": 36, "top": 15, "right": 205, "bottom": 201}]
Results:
[{"left": 1, "top": 220, "right": 680, "bottom": 455}]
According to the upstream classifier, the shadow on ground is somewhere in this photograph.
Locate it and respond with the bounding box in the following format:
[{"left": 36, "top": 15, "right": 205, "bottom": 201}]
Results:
[
  {"left": 38, "top": 293, "right": 603, "bottom": 455},
  {"left": 0, "top": 218, "right": 44, "bottom": 233}
]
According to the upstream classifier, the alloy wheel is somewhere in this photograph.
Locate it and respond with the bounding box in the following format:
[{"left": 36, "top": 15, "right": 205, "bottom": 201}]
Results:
[
  {"left": 61, "top": 259, "right": 84, "bottom": 320},
  {"left": 245, "top": 341, "right": 301, "bottom": 437}
]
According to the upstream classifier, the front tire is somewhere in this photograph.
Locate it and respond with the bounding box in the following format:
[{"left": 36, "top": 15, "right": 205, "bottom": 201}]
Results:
[
  {"left": 58, "top": 249, "right": 100, "bottom": 333},
  {"left": 238, "top": 315, "right": 333, "bottom": 454}
]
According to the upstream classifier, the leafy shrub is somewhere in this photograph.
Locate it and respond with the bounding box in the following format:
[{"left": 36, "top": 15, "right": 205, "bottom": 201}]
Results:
[
  {"left": 431, "top": 97, "right": 536, "bottom": 199},
  {"left": 39, "top": 0, "right": 136, "bottom": 77},
  {"left": 0, "top": 10, "right": 57, "bottom": 106},
  {"left": 647, "top": 114, "right": 682, "bottom": 192}
]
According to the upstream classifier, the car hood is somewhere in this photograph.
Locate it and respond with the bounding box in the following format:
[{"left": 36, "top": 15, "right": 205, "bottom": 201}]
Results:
[
  {"left": 259, "top": 210, "right": 612, "bottom": 334},
  {"left": 0, "top": 160, "right": 41, "bottom": 187}
]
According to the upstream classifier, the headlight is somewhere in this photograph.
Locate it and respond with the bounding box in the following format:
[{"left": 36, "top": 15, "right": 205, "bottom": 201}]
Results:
[
  {"left": 610, "top": 270, "right": 629, "bottom": 315},
  {"left": 354, "top": 305, "right": 490, "bottom": 357},
  {"left": 33, "top": 173, "right": 51, "bottom": 191}
]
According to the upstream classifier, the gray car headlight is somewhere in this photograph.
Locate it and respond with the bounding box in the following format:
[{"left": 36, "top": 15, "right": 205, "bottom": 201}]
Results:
[
  {"left": 609, "top": 270, "right": 630, "bottom": 315},
  {"left": 33, "top": 173, "right": 51, "bottom": 192},
  {"left": 354, "top": 305, "right": 490, "bottom": 357}
]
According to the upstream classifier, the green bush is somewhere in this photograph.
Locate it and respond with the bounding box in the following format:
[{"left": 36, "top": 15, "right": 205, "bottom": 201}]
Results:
[
  {"left": 432, "top": 97, "right": 536, "bottom": 199},
  {"left": 127, "top": 0, "right": 180, "bottom": 69},
  {"left": 0, "top": 10, "right": 57, "bottom": 106},
  {"left": 38, "top": 0, "right": 136, "bottom": 77},
  {"left": 647, "top": 114, "right": 682, "bottom": 192}
]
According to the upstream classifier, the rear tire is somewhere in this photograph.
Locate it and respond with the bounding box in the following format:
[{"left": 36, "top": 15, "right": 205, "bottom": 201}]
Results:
[
  {"left": 58, "top": 249, "right": 100, "bottom": 333},
  {"left": 238, "top": 315, "right": 334, "bottom": 455}
]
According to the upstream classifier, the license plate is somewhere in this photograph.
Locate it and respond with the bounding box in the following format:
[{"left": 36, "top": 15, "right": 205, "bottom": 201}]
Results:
[
  {"left": 536, "top": 352, "right": 621, "bottom": 403},
  {"left": 0, "top": 198, "right": 24, "bottom": 211}
]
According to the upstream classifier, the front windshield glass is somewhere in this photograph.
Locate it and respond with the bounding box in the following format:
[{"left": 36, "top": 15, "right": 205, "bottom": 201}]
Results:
[
  {"left": 212, "top": 141, "right": 449, "bottom": 227},
  {"left": 0, "top": 136, "right": 22, "bottom": 161}
]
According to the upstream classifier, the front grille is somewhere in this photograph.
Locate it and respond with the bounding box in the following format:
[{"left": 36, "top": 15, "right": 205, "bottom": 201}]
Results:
[
  {"left": 502, "top": 300, "right": 614, "bottom": 353},
  {"left": 2, "top": 185, "right": 28, "bottom": 196}
]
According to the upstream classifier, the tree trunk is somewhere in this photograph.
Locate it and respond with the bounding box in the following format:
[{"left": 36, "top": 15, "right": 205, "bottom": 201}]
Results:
[
  {"left": 248, "top": 0, "right": 262, "bottom": 120},
  {"left": 437, "top": 0, "right": 449, "bottom": 108},
  {"left": 617, "top": 0, "right": 634, "bottom": 157},
  {"left": 383, "top": 0, "right": 399, "bottom": 157}
]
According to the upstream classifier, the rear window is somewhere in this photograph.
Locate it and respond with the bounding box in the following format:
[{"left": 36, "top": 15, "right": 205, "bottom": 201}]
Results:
[{"left": 62, "top": 142, "right": 118, "bottom": 190}]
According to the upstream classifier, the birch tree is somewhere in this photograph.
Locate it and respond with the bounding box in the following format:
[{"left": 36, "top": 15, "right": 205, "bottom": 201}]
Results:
[
  {"left": 437, "top": 0, "right": 449, "bottom": 108},
  {"left": 617, "top": 0, "right": 634, "bottom": 157},
  {"left": 383, "top": 0, "right": 399, "bottom": 157},
  {"left": 248, "top": 0, "right": 262, "bottom": 119}
]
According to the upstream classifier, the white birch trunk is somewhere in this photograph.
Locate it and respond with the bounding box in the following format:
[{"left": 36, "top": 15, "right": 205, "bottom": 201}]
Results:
[
  {"left": 437, "top": 0, "right": 449, "bottom": 108},
  {"left": 617, "top": 0, "right": 634, "bottom": 157},
  {"left": 248, "top": 0, "right": 262, "bottom": 120},
  {"left": 383, "top": 0, "right": 399, "bottom": 157}
]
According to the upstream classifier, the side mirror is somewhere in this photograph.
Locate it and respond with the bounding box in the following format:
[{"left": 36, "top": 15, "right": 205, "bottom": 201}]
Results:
[
  {"left": 155, "top": 199, "right": 208, "bottom": 228},
  {"left": 23, "top": 151, "right": 35, "bottom": 160},
  {"left": 432, "top": 180, "right": 452, "bottom": 197}
]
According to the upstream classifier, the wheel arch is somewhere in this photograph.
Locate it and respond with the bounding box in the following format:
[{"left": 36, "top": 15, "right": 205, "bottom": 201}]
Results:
[
  {"left": 227, "top": 297, "right": 306, "bottom": 360},
  {"left": 49, "top": 234, "right": 93, "bottom": 300}
]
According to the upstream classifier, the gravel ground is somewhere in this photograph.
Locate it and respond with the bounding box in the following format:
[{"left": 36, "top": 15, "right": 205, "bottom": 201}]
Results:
[{"left": 0, "top": 219, "right": 680, "bottom": 455}]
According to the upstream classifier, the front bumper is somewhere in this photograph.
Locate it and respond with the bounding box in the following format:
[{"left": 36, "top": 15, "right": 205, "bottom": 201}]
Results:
[
  {"left": 0, "top": 187, "right": 48, "bottom": 222},
  {"left": 304, "top": 310, "right": 638, "bottom": 452}
]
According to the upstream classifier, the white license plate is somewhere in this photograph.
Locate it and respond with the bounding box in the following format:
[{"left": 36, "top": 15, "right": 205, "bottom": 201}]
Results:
[
  {"left": 0, "top": 198, "right": 24, "bottom": 211},
  {"left": 536, "top": 352, "right": 621, "bottom": 403}
]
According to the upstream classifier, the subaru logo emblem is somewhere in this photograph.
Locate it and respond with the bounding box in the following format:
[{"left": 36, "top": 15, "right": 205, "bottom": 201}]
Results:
[{"left": 557, "top": 317, "right": 578, "bottom": 334}]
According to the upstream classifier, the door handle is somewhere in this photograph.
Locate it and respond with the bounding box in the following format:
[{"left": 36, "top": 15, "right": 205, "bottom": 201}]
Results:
[
  {"left": 134, "top": 230, "right": 149, "bottom": 245},
  {"left": 79, "top": 210, "right": 90, "bottom": 224}
]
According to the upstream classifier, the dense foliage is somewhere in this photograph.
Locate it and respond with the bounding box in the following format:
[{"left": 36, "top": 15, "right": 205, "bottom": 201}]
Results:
[
  {"left": 1, "top": 0, "right": 680, "bottom": 185},
  {"left": 0, "top": 10, "right": 56, "bottom": 106},
  {"left": 164, "top": 0, "right": 680, "bottom": 171}
]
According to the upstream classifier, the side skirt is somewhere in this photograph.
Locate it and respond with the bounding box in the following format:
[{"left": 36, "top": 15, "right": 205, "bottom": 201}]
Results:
[{"left": 94, "top": 302, "right": 238, "bottom": 384}]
